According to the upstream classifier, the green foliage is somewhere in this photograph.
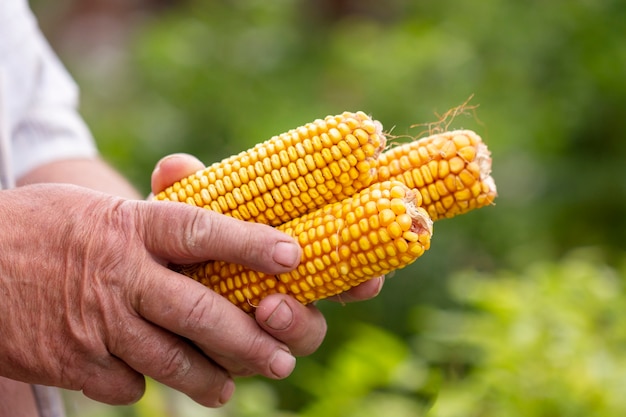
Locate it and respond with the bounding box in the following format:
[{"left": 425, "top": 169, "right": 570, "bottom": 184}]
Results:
[{"left": 420, "top": 249, "right": 626, "bottom": 416}]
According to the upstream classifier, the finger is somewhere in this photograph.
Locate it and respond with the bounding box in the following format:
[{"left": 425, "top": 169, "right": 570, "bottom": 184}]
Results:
[
  {"left": 151, "top": 153, "right": 205, "bottom": 194},
  {"left": 255, "top": 294, "right": 327, "bottom": 357},
  {"left": 135, "top": 265, "right": 296, "bottom": 381},
  {"left": 326, "top": 276, "right": 385, "bottom": 303},
  {"left": 137, "top": 201, "right": 301, "bottom": 274},
  {"left": 78, "top": 356, "right": 146, "bottom": 405},
  {"left": 107, "top": 314, "right": 235, "bottom": 407}
]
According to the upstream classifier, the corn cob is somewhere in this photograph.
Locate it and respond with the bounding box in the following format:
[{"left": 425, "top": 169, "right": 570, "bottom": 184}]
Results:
[
  {"left": 173, "top": 181, "right": 433, "bottom": 313},
  {"left": 154, "top": 111, "right": 385, "bottom": 226},
  {"left": 377, "top": 129, "right": 497, "bottom": 221}
]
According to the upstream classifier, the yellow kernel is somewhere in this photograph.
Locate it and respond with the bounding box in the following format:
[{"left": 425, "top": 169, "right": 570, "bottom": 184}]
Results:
[
  {"left": 329, "top": 162, "right": 342, "bottom": 177},
  {"left": 443, "top": 175, "right": 458, "bottom": 193},
  {"left": 427, "top": 183, "right": 440, "bottom": 201},
  {"left": 338, "top": 172, "right": 351, "bottom": 185},
  {"left": 454, "top": 188, "right": 472, "bottom": 201},
  {"left": 387, "top": 222, "right": 403, "bottom": 239},
  {"left": 270, "top": 153, "right": 281, "bottom": 169},
  {"left": 358, "top": 218, "right": 370, "bottom": 233},
  {"left": 217, "top": 196, "right": 229, "bottom": 212},
  {"left": 376, "top": 198, "right": 391, "bottom": 211},
  {"left": 411, "top": 169, "right": 425, "bottom": 187},
  {"left": 396, "top": 213, "right": 413, "bottom": 231},
  {"left": 435, "top": 180, "right": 449, "bottom": 197},
  {"left": 348, "top": 224, "right": 361, "bottom": 240},
  {"left": 441, "top": 195, "right": 455, "bottom": 210},
  {"left": 420, "top": 165, "right": 434, "bottom": 184},
  {"left": 452, "top": 133, "right": 471, "bottom": 149},
  {"left": 353, "top": 205, "right": 365, "bottom": 219},
  {"left": 379, "top": 208, "right": 396, "bottom": 226},
  {"left": 420, "top": 188, "right": 432, "bottom": 205},
  {"left": 459, "top": 169, "right": 477, "bottom": 187},
  {"left": 384, "top": 243, "right": 398, "bottom": 258},
  {"left": 358, "top": 236, "right": 371, "bottom": 251},
  {"left": 210, "top": 201, "right": 222, "bottom": 213},
  {"left": 214, "top": 180, "right": 226, "bottom": 196},
  {"left": 428, "top": 160, "right": 440, "bottom": 180},
  {"left": 246, "top": 201, "right": 260, "bottom": 218},
  {"left": 354, "top": 128, "right": 369, "bottom": 145},
  {"left": 318, "top": 148, "right": 331, "bottom": 165},
  {"left": 399, "top": 155, "right": 411, "bottom": 171},
  {"left": 363, "top": 201, "right": 378, "bottom": 216},
  {"left": 232, "top": 188, "right": 245, "bottom": 205},
  {"left": 449, "top": 156, "right": 465, "bottom": 174},
  {"left": 338, "top": 141, "right": 352, "bottom": 157},
  {"left": 467, "top": 161, "right": 481, "bottom": 178},
  {"left": 338, "top": 245, "right": 351, "bottom": 260},
  {"left": 395, "top": 238, "right": 410, "bottom": 254},
  {"left": 200, "top": 189, "right": 211, "bottom": 205},
  {"left": 245, "top": 164, "right": 256, "bottom": 181},
  {"left": 313, "top": 258, "right": 325, "bottom": 272},
  {"left": 206, "top": 184, "right": 218, "bottom": 199},
  {"left": 390, "top": 198, "right": 406, "bottom": 215},
  {"left": 403, "top": 231, "right": 419, "bottom": 242},
  {"left": 338, "top": 158, "right": 351, "bottom": 172},
  {"left": 304, "top": 154, "right": 316, "bottom": 171},
  {"left": 262, "top": 193, "right": 275, "bottom": 209},
  {"left": 271, "top": 170, "right": 283, "bottom": 187},
  {"left": 458, "top": 145, "right": 476, "bottom": 162},
  {"left": 345, "top": 134, "right": 360, "bottom": 150},
  {"left": 470, "top": 181, "right": 482, "bottom": 197},
  {"left": 328, "top": 128, "right": 342, "bottom": 144}
]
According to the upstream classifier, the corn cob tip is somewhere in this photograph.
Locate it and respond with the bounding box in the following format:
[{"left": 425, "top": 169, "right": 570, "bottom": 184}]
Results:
[
  {"left": 476, "top": 141, "right": 497, "bottom": 198},
  {"left": 377, "top": 129, "right": 497, "bottom": 220},
  {"left": 404, "top": 191, "right": 434, "bottom": 237}
]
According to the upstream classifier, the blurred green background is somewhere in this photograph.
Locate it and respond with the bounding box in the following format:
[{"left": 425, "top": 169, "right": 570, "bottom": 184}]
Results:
[{"left": 31, "top": 0, "right": 626, "bottom": 415}]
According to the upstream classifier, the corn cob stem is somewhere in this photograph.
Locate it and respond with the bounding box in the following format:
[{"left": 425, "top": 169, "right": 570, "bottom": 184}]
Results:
[
  {"left": 377, "top": 130, "right": 497, "bottom": 220},
  {"left": 155, "top": 111, "right": 386, "bottom": 226},
  {"left": 173, "top": 181, "right": 433, "bottom": 314}
]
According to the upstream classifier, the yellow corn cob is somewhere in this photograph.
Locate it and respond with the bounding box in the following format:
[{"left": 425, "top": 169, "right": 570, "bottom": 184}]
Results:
[
  {"left": 173, "top": 181, "right": 433, "bottom": 313},
  {"left": 155, "top": 111, "right": 385, "bottom": 226},
  {"left": 377, "top": 129, "right": 497, "bottom": 221}
]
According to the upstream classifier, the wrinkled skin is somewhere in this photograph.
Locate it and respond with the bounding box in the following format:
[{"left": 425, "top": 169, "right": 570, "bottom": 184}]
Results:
[{"left": 0, "top": 154, "right": 384, "bottom": 408}]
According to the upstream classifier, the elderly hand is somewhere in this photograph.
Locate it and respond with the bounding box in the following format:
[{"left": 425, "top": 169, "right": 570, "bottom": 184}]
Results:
[{"left": 0, "top": 154, "right": 383, "bottom": 410}]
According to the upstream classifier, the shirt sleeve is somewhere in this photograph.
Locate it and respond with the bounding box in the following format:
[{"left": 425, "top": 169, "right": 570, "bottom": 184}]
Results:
[{"left": 1, "top": 0, "right": 98, "bottom": 181}]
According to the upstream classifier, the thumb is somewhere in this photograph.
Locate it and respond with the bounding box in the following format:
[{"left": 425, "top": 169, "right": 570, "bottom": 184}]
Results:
[
  {"left": 136, "top": 201, "right": 301, "bottom": 274},
  {"left": 151, "top": 153, "right": 205, "bottom": 195}
]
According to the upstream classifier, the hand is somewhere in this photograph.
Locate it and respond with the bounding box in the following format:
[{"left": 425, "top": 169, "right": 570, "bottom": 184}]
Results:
[{"left": 0, "top": 177, "right": 324, "bottom": 407}]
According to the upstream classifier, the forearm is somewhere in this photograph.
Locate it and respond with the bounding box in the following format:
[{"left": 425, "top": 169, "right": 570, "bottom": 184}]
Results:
[{"left": 16, "top": 157, "right": 141, "bottom": 200}]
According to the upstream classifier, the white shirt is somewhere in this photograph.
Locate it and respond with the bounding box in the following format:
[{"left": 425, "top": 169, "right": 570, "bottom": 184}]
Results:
[{"left": 0, "top": 0, "right": 98, "bottom": 189}]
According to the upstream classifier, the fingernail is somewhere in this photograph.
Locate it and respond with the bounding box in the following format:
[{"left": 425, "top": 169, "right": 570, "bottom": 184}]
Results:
[
  {"left": 272, "top": 241, "right": 300, "bottom": 268},
  {"left": 219, "top": 378, "right": 235, "bottom": 406},
  {"left": 265, "top": 300, "right": 293, "bottom": 330},
  {"left": 270, "top": 349, "right": 296, "bottom": 379},
  {"left": 374, "top": 276, "right": 385, "bottom": 295}
]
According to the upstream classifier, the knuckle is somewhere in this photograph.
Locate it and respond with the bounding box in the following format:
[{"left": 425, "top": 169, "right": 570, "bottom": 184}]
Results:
[
  {"left": 240, "top": 332, "right": 277, "bottom": 372},
  {"left": 181, "top": 290, "right": 218, "bottom": 332},
  {"left": 181, "top": 208, "right": 213, "bottom": 258},
  {"left": 155, "top": 343, "right": 192, "bottom": 383},
  {"left": 81, "top": 367, "right": 145, "bottom": 405}
]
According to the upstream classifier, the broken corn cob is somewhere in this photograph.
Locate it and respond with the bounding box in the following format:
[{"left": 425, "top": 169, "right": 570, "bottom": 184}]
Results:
[
  {"left": 377, "top": 130, "right": 497, "bottom": 221},
  {"left": 155, "top": 111, "right": 385, "bottom": 226},
  {"left": 173, "top": 181, "right": 433, "bottom": 313}
]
